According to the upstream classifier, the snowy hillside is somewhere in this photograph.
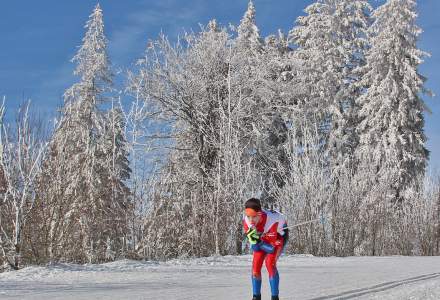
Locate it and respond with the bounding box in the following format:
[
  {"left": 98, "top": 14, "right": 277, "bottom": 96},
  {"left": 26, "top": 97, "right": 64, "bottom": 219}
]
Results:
[{"left": 0, "top": 255, "right": 439, "bottom": 299}]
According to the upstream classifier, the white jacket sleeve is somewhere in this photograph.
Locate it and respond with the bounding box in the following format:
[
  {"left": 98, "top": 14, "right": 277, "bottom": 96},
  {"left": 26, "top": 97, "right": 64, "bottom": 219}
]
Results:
[{"left": 277, "top": 213, "right": 287, "bottom": 236}]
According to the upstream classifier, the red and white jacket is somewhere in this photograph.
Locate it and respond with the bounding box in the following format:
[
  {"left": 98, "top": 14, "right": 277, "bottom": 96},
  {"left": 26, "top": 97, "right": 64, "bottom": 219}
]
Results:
[{"left": 243, "top": 209, "right": 288, "bottom": 247}]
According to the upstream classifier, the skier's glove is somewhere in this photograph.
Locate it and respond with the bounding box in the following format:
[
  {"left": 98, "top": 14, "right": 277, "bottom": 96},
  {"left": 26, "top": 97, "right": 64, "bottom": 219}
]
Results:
[{"left": 246, "top": 228, "right": 260, "bottom": 245}]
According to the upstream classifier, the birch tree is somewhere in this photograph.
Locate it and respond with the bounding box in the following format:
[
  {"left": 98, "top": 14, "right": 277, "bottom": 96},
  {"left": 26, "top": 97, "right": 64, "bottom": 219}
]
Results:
[{"left": 0, "top": 102, "right": 47, "bottom": 270}]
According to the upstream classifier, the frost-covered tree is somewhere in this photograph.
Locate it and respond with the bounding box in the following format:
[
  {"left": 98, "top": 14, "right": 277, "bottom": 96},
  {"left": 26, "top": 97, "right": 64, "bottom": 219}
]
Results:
[
  {"left": 133, "top": 21, "right": 231, "bottom": 257},
  {"left": 234, "top": 0, "right": 264, "bottom": 141},
  {"left": 133, "top": 19, "right": 270, "bottom": 258},
  {"left": 324, "top": 0, "right": 371, "bottom": 174},
  {"left": 105, "top": 104, "right": 131, "bottom": 213},
  {"left": 73, "top": 4, "right": 112, "bottom": 87},
  {"left": 294, "top": 0, "right": 372, "bottom": 253},
  {"left": 234, "top": 0, "right": 263, "bottom": 89},
  {"left": 289, "top": 0, "right": 370, "bottom": 159},
  {"left": 356, "top": 0, "right": 430, "bottom": 202},
  {"left": 236, "top": 0, "right": 262, "bottom": 54},
  {"left": 289, "top": 0, "right": 344, "bottom": 131},
  {"left": 101, "top": 102, "right": 132, "bottom": 259},
  {"left": 64, "top": 3, "right": 114, "bottom": 263},
  {"left": 0, "top": 102, "right": 47, "bottom": 270},
  {"left": 235, "top": 2, "right": 290, "bottom": 207},
  {"left": 33, "top": 4, "right": 121, "bottom": 263},
  {"left": 288, "top": 1, "right": 352, "bottom": 246}
]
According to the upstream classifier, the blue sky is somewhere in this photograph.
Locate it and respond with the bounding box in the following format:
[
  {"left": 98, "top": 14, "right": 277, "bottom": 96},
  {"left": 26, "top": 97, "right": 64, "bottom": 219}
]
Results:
[{"left": 0, "top": 0, "right": 439, "bottom": 170}]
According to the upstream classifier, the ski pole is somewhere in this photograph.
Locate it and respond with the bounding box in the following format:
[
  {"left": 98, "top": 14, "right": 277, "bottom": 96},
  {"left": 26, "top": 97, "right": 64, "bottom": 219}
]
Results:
[{"left": 285, "top": 215, "right": 329, "bottom": 230}]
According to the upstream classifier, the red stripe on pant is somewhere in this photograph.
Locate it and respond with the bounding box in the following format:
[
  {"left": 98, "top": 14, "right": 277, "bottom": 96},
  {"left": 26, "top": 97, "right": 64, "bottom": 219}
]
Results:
[{"left": 252, "top": 245, "right": 282, "bottom": 279}]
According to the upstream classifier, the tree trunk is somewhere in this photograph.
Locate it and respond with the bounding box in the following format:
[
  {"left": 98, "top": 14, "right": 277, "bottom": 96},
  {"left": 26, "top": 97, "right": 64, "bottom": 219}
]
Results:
[{"left": 13, "top": 243, "right": 20, "bottom": 270}]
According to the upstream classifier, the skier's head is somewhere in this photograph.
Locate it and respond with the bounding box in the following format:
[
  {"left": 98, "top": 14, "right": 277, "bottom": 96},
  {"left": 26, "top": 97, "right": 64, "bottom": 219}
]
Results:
[{"left": 245, "top": 198, "right": 262, "bottom": 224}]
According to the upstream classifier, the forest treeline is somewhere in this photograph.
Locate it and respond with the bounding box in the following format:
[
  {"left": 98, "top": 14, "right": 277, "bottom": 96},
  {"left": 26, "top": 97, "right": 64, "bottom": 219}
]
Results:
[{"left": 1, "top": 0, "right": 439, "bottom": 271}]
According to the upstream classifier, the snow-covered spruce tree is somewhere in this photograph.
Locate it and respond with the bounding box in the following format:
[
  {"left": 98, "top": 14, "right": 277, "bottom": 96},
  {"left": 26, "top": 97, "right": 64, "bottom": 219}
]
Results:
[
  {"left": 288, "top": 0, "right": 370, "bottom": 163},
  {"left": 101, "top": 102, "right": 132, "bottom": 259},
  {"left": 289, "top": 0, "right": 344, "bottom": 139},
  {"left": 356, "top": 0, "right": 430, "bottom": 203},
  {"left": 325, "top": 0, "right": 371, "bottom": 174},
  {"left": 63, "top": 3, "right": 120, "bottom": 263},
  {"left": 288, "top": 0, "right": 348, "bottom": 255},
  {"left": 236, "top": 0, "right": 262, "bottom": 54},
  {"left": 326, "top": 0, "right": 372, "bottom": 256},
  {"left": 65, "top": 3, "right": 112, "bottom": 263},
  {"left": 233, "top": 0, "right": 263, "bottom": 91},
  {"left": 33, "top": 4, "right": 125, "bottom": 263}
]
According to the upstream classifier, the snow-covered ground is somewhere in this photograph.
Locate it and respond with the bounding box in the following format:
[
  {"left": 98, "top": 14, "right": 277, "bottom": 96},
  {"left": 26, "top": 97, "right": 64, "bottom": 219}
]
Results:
[{"left": 0, "top": 255, "right": 439, "bottom": 299}]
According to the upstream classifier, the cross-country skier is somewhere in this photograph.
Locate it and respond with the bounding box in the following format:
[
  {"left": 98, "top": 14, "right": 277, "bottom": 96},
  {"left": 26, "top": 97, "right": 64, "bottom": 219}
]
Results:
[{"left": 243, "top": 198, "right": 289, "bottom": 300}]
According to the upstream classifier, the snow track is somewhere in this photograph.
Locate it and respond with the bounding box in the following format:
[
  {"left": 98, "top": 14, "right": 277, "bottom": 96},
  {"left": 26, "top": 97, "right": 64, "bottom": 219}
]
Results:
[
  {"left": 310, "top": 272, "right": 440, "bottom": 300},
  {"left": 0, "top": 255, "right": 439, "bottom": 299}
]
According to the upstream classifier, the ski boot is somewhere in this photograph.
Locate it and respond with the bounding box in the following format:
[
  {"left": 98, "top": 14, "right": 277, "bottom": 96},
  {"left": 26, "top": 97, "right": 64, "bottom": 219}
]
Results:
[
  {"left": 252, "top": 295, "right": 261, "bottom": 300},
  {"left": 271, "top": 296, "right": 279, "bottom": 300}
]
